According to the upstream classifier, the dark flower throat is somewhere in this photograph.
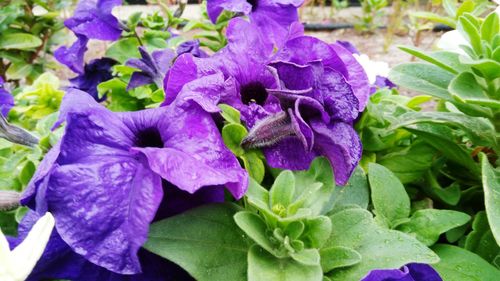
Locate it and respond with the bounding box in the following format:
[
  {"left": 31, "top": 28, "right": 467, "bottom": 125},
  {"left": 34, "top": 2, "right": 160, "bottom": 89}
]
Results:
[
  {"left": 135, "top": 127, "right": 164, "bottom": 148},
  {"left": 241, "top": 82, "right": 268, "bottom": 105}
]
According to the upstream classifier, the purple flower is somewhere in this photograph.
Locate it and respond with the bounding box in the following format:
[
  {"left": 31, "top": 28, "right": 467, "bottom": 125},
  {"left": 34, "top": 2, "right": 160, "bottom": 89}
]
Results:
[
  {"left": 361, "top": 263, "right": 442, "bottom": 281},
  {"left": 207, "top": 0, "right": 304, "bottom": 46},
  {"left": 176, "top": 40, "right": 208, "bottom": 58},
  {"left": 336, "top": 40, "right": 360, "bottom": 55},
  {"left": 0, "top": 77, "right": 14, "bottom": 117},
  {"left": 69, "top": 57, "right": 117, "bottom": 101},
  {"left": 126, "top": 47, "right": 175, "bottom": 91},
  {"left": 21, "top": 85, "right": 248, "bottom": 275},
  {"left": 164, "top": 19, "right": 367, "bottom": 185},
  {"left": 55, "top": 0, "right": 122, "bottom": 74},
  {"left": 10, "top": 211, "right": 193, "bottom": 281}
]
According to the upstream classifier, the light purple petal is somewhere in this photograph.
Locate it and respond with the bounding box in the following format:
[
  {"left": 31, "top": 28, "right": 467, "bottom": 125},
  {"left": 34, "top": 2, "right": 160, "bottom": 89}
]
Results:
[
  {"left": 330, "top": 43, "right": 370, "bottom": 111},
  {"left": 310, "top": 120, "right": 362, "bottom": 185},
  {"left": 127, "top": 72, "right": 154, "bottom": 90},
  {"left": 54, "top": 35, "right": 89, "bottom": 74},
  {"left": 163, "top": 54, "right": 199, "bottom": 105}
]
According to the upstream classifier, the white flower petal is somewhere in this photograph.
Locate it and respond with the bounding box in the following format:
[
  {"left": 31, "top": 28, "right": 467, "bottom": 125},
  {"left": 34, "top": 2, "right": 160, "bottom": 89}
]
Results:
[
  {"left": 436, "top": 30, "right": 469, "bottom": 56},
  {"left": 353, "top": 54, "right": 390, "bottom": 84},
  {"left": 11, "top": 212, "right": 55, "bottom": 281}
]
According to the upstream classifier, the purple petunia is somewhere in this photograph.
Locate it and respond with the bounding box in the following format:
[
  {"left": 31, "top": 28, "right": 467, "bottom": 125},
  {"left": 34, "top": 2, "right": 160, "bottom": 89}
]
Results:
[
  {"left": 0, "top": 77, "right": 14, "bottom": 117},
  {"left": 361, "top": 263, "right": 442, "bottom": 281},
  {"left": 55, "top": 0, "right": 122, "bottom": 74},
  {"left": 126, "top": 47, "right": 176, "bottom": 91},
  {"left": 21, "top": 84, "right": 248, "bottom": 275},
  {"left": 69, "top": 57, "right": 117, "bottom": 101},
  {"left": 164, "top": 18, "right": 369, "bottom": 185},
  {"left": 207, "top": 0, "right": 304, "bottom": 46}
]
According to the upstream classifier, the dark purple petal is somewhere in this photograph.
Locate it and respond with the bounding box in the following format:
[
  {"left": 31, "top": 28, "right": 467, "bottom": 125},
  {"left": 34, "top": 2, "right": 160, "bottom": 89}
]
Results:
[
  {"left": 310, "top": 120, "right": 362, "bottom": 185},
  {"left": 330, "top": 43, "right": 370, "bottom": 111},
  {"left": 69, "top": 57, "right": 116, "bottom": 101},
  {"left": 0, "top": 77, "right": 14, "bottom": 117},
  {"left": 206, "top": 0, "right": 251, "bottom": 23},
  {"left": 54, "top": 35, "right": 89, "bottom": 74},
  {"left": 318, "top": 67, "right": 359, "bottom": 122},
  {"left": 264, "top": 137, "right": 317, "bottom": 170},
  {"left": 64, "top": 0, "right": 122, "bottom": 41},
  {"left": 361, "top": 263, "right": 442, "bottom": 281},
  {"left": 373, "top": 75, "right": 396, "bottom": 90}
]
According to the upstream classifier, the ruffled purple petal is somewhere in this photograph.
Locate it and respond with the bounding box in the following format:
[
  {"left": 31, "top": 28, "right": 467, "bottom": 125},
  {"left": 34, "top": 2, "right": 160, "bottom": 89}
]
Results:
[
  {"left": 206, "top": 0, "right": 252, "bottom": 23},
  {"left": 330, "top": 43, "right": 370, "bottom": 111},
  {"left": 54, "top": 35, "right": 89, "bottom": 74},
  {"left": 318, "top": 67, "right": 359, "bottom": 122},
  {"left": 335, "top": 40, "right": 360, "bottom": 55},
  {"left": 0, "top": 77, "right": 14, "bottom": 117},
  {"left": 310, "top": 120, "right": 362, "bottom": 185},
  {"left": 65, "top": 0, "right": 122, "bottom": 40}
]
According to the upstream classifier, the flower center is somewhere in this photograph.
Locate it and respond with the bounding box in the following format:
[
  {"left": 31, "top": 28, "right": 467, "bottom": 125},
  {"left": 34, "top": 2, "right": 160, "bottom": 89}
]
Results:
[
  {"left": 240, "top": 82, "right": 268, "bottom": 105},
  {"left": 247, "top": 0, "right": 258, "bottom": 10},
  {"left": 135, "top": 127, "right": 164, "bottom": 148}
]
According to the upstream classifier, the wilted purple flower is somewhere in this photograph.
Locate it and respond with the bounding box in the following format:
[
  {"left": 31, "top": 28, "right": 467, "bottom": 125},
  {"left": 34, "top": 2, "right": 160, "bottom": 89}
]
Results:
[
  {"left": 207, "top": 0, "right": 304, "bottom": 46},
  {"left": 126, "top": 47, "right": 176, "bottom": 90},
  {"left": 176, "top": 40, "right": 208, "bottom": 58},
  {"left": 21, "top": 86, "right": 247, "bottom": 274},
  {"left": 55, "top": 0, "right": 122, "bottom": 73},
  {"left": 361, "top": 263, "right": 442, "bottom": 281},
  {"left": 0, "top": 77, "right": 14, "bottom": 117},
  {"left": 10, "top": 211, "right": 193, "bottom": 281},
  {"left": 164, "top": 18, "right": 367, "bottom": 185},
  {"left": 69, "top": 57, "right": 117, "bottom": 101}
]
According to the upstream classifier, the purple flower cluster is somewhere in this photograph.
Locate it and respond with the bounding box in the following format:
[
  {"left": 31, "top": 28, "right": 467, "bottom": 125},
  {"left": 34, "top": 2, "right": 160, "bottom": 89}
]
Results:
[{"left": 9, "top": 1, "right": 440, "bottom": 280}]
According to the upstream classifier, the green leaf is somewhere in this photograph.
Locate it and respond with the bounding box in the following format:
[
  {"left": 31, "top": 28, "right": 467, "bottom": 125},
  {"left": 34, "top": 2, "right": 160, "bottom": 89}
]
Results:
[
  {"left": 465, "top": 211, "right": 500, "bottom": 263},
  {"left": 461, "top": 58, "right": 500, "bottom": 81},
  {"left": 458, "top": 15, "right": 482, "bottom": 56},
  {"left": 368, "top": 163, "right": 411, "bottom": 226},
  {"left": 378, "top": 141, "right": 437, "bottom": 184},
  {"left": 481, "top": 154, "right": 500, "bottom": 246},
  {"left": 456, "top": 0, "right": 474, "bottom": 18},
  {"left": 219, "top": 104, "right": 241, "bottom": 124},
  {"left": 390, "top": 112, "right": 498, "bottom": 151},
  {"left": 105, "top": 38, "right": 141, "bottom": 64},
  {"left": 330, "top": 166, "right": 369, "bottom": 211},
  {"left": 97, "top": 78, "right": 143, "bottom": 111},
  {"left": 405, "top": 123, "right": 480, "bottom": 176},
  {"left": 397, "top": 209, "right": 470, "bottom": 246},
  {"left": 398, "top": 46, "right": 458, "bottom": 74},
  {"left": 293, "top": 157, "right": 336, "bottom": 215},
  {"left": 389, "top": 63, "right": 454, "bottom": 100},
  {"left": 481, "top": 12, "right": 499, "bottom": 43},
  {"left": 241, "top": 152, "right": 265, "bottom": 184},
  {"left": 432, "top": 244, "right": 500, "bottom": 281},
  {"left": 289, "top": 248, "right": 321, "bottom": 266},
  {"left": 248, "top": 245, "right": 323, "bottom": 281},
  {"left": 270, "top": 170, "right": 296, "bottom": 211},
  {"left": 411, "top": 12, "right": 456, "bottom": 28},
  {"left": 450, "top": 72, "right": 500, "bottom": 108},
  {"left": 221, "top": 123, "right": 247, "bottom": 156},
  {"left": 320, "top": 246, "right": 361, "bottom": 272},
  {"left": 234, "top": 211, "right": 276, "bottom": 255},
  {"left": 6, "top": 62, "right": 33, "bottom": 80},
  {"left": 0, "top": 33, "right": 42, "bottom": 50},
  {"left": 442, "top": 0, "right": 457, "bottom": 18},
  {"left": 18, "top": 160, "right": 35, "bottom": 186},
  {"left": 325, "top": 208, "right": 439, "bottom": 280},
  {"left": 144, "top": 204, "right": 250, "bottom": 281}
]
